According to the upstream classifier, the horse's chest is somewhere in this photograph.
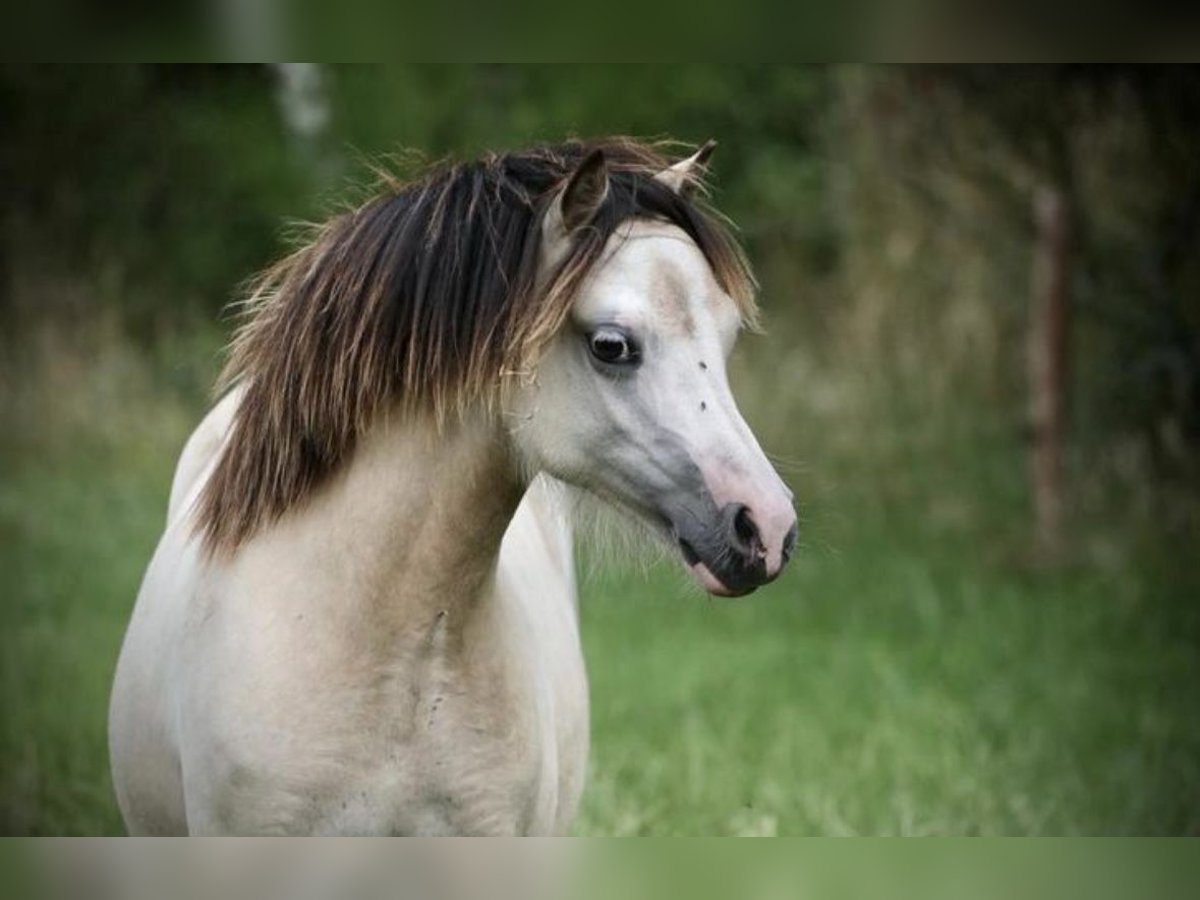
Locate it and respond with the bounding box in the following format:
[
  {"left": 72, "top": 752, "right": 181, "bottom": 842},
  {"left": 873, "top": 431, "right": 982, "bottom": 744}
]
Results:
[
  {"left": 337, "top": 624, "right": 585, "bottom": 835},
  {"left": 182, "top": 512, "right": 587, "bottom": 835},
  {"left": 236, "top": 593, "right": 586, "bottom": 836},
  {"left": 205, "top": 645, "right": 580, "bottom": 835},
  {"left": 395, "top": 591, "right": 587, "bottom": 835},
  {"left": 377, "top": 680, "right": 556, "bottom": 835}
]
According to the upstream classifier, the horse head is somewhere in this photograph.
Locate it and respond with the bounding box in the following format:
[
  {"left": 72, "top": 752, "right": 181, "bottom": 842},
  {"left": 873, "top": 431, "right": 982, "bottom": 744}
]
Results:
[{"left": 511, "top": 146, "right": 797, "bottom": 596}]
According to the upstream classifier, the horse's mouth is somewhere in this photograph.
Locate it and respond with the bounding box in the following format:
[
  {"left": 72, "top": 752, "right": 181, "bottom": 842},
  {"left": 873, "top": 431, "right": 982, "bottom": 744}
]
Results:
[
  {"left": 582, "top": 482, "right": 764, "bottom": 597},
  {"left": 676, "top": 537, "right": 758, "bottom": 598},
  {"left": 677, "top": 536, "right": 701, "bottom": 567}
]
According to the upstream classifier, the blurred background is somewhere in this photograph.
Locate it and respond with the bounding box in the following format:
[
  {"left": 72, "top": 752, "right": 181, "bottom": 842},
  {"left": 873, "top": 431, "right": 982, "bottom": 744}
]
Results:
[{"left": 1, "top": 64, "right": 1198, "bottom": 835}]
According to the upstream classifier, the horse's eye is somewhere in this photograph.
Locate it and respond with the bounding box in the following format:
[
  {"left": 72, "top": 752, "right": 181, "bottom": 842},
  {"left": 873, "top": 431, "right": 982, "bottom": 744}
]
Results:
[{"left": 588, "top": 328, "right": 640, "bottom": 366}]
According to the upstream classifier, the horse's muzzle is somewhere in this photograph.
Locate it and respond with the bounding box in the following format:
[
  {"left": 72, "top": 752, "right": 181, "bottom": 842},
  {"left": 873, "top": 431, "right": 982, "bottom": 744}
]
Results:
[{"left": 675, "top": 502, "right": 797, "bottom": 597}]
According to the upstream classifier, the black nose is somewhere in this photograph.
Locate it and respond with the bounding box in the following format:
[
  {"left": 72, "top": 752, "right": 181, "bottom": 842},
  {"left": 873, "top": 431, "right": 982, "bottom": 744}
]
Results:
[
  {"left": 726, "top": 504, "right": 765, "bottom": 560},
  {"left": 781, "top": 522, "right": 798, "bottom": 563}
]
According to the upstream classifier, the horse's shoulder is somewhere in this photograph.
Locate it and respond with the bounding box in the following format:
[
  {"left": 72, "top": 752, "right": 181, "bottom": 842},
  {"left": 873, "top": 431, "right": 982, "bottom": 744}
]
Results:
[{"left": 504, "top": 475, "right": 573, "bottom": 574}]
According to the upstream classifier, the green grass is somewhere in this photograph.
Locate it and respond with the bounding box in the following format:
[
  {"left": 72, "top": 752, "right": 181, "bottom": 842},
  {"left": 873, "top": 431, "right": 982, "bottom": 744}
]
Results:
[
  {"left": 576, "top": 544, "right": 1200, "bottom": 835},
  {"left": 2, "top": 360, "right": 1198, "bottom": 835},
  {"left": 0, "top": 438, "right": 177, "bottom": 835}
]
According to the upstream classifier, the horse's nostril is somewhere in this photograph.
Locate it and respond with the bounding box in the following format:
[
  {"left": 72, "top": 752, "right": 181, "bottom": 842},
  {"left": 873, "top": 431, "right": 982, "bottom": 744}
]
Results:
[
  {"left": 730, "top": 504, "right": 763, "bottom": 557},
  {"left": 781, "top": 522, "right": 798, "bottom": 563}
]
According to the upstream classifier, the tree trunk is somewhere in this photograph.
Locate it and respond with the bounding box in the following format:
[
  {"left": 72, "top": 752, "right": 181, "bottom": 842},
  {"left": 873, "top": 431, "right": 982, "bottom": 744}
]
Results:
[
  {"left": 1029, "top": 184, "right": 1072, "bottom": 562},
  {"left": 272, "top": 64, "right": 336, "bottom": 184}
]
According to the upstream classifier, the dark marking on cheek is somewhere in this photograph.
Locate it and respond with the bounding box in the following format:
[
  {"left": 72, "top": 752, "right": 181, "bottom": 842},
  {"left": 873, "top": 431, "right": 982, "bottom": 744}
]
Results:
[
  {"left": 700, "top": 401, "right": 707, "bottom": 411},
  {"left": 699, "top": 361, "right": 708, "bottom": 371}
]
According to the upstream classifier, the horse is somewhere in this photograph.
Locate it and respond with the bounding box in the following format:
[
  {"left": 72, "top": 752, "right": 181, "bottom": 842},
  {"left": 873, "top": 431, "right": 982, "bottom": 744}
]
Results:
[{"left": 108, "top": 138, "right": 798, "bottom": 835}]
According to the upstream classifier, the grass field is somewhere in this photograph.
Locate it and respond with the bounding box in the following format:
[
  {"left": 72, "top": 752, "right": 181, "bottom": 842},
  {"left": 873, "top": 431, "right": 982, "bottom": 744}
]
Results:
[{"left": 2, "top": 335, "right": 1199, "bottom": 835}]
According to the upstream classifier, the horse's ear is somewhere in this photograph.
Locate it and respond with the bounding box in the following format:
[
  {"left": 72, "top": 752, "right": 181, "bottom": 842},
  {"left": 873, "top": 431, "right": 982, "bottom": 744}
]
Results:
[
  {"left": 654, "top": 139, "right": 717, "bottom": 194},
  {"left": 545, "top": 149, "right": 609, "bottom": 245}
]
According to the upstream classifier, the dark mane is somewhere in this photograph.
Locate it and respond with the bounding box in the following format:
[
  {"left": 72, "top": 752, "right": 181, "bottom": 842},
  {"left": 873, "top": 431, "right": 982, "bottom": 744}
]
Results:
[{"left": 196, "top": 137, "right": 758, "bottom": 555}]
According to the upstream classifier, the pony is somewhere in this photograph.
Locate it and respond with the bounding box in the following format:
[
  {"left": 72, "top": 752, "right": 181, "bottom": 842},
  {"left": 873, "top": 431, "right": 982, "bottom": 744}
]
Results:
[{"left": 108, "top": 138, "right": 798, "bottom": 835}]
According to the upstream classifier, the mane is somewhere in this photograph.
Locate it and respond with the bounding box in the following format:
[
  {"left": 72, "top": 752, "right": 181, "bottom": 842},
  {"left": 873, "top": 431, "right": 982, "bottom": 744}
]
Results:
[{"left": 196, "top": 137, "right": 758, "bottom": 555}]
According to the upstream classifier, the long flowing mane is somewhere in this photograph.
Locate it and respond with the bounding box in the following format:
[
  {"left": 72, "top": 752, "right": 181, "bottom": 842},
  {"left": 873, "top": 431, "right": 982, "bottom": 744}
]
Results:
[{"left": 196, "top": 137, "right": 758, "bottom": 555}]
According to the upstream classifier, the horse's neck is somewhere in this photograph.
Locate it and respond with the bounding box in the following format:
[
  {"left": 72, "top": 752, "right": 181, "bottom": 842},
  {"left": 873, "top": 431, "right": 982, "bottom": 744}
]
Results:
[{"left": 244, "top": 411, "right": 526, "bottom": 637}]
